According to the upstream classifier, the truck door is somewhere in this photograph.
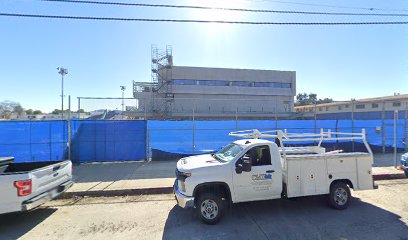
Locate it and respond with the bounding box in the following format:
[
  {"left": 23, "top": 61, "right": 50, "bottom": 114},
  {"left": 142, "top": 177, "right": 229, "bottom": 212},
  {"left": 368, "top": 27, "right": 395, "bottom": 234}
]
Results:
[{"left": 232, "top": 145, "right": 282, "bottom": 202}]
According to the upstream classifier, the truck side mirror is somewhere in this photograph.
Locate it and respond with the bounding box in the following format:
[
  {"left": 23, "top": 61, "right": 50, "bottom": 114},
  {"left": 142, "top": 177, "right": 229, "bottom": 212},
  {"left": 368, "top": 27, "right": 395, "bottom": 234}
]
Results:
[
  {"left": 242, "top": 156, "right": 252, "bottom": 172},
  {"left": 235, "top": 164, "right": 243, "bottom": 174}
]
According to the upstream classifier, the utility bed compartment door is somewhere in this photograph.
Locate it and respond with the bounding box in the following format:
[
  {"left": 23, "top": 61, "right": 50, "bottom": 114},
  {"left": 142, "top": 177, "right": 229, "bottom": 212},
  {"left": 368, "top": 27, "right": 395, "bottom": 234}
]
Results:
[
  {"left": 356, "top": 155, "right": 374, "bottom": 190},
  {"left": 30, "top": 161, "right": 72, "bottom": 196},
  {"left": 286, "top": 160, "right": 301, "bottom": 197},
  {"left": 327, "top": 157, "right": 356, "bottom": 173},
  {"left": 286, "top": 158, "right": 328, "bottom": 198}
]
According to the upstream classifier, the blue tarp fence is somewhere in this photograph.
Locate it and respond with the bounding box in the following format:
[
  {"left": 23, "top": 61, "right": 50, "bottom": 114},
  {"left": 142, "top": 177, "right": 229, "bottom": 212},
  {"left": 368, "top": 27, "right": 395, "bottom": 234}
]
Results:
[
  {"left": 0, "top": 119, "right": 406, "bottom": 162},
  {"left": 70, "top": 120, "right": 147, "bottom": 163},
  {"left": 148, "top": 119, "right": 407, "bottom": 160},
  {"left": 0, "top": 121, "right": 67, "bottom": 162}
]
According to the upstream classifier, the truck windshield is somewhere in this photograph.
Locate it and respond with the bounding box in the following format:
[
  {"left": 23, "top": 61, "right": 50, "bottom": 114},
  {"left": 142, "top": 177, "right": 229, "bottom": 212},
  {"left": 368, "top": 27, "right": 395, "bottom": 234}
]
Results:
[{"left": 214, "top": 143, "right": 244, "bottom": 162}]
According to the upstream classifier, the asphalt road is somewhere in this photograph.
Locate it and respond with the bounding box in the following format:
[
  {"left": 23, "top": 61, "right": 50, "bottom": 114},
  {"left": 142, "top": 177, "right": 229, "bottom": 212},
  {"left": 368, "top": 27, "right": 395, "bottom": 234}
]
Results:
[{"left": 1, "top": 179, "right": 407, "bottom": 240}]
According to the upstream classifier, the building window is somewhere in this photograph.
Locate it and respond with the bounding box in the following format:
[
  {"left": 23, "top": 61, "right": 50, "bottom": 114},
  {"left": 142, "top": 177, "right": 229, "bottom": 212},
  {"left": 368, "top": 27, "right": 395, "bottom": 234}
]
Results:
[
  {"left": 325, "top": 107, "right": 329, "bottom": 111},
  {"left": 254, "top": 82, "right": 291, "bottom": 88},
  {"left": 254, "top": 82, "right": 271, "bottom": 87},
  {"left": 393, "top": 102, "right": 401, "bottom": 107},
  {"left": 319, "top": 107, "right": 323, "bottom": 111},
  {"left": 198, "top": 80, "right": 228, "bottom": 86},
  {"left": 345, "top": 105, "right": 349, "bottom": 108},
  {"left": 231, "top": 81, "right": 251, "bottom": 87},
  {"left": 356, "top": 104, "right": 365, "bottom": 109},
  {"left": 372, "top": 103, "right": 379, "bottom": 108},
  {"left": 172, "top": 79, "right": 197, "bottom": 85},
  {"left": 173, "top": 79, "right": 291, "bottom": 88},
  {"left": 338, "top": 106, "right": 342, "bottom": 110}
]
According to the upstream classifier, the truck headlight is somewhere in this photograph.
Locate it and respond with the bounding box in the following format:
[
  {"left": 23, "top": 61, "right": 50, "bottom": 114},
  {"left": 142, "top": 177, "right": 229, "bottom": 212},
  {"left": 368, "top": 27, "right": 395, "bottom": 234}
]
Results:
[
  {"left": 176, "top": 169, "right": 192, "bottom": 181},
  {"left": 182, "top": 172, "right": 192, "bottom": 177}
]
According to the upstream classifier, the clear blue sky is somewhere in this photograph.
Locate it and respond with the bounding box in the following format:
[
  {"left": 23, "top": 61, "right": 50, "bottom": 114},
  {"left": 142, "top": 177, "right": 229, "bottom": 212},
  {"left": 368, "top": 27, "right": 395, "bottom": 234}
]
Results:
[{"left": 0, "top": 0, "right": 407, "bottom": 112}]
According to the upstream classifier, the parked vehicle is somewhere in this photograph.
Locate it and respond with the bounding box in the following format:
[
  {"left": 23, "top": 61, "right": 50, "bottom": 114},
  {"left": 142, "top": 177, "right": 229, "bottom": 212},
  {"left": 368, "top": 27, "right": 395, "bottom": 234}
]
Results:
[
  {"left": 401, "top": 152, "right": 408, "bottom": 177},
  {"left": 0, "top": 157, "right": 73, "bottom": 215},
  {"left": 174, "top": 129, "right": 375, "bottom": 224}
]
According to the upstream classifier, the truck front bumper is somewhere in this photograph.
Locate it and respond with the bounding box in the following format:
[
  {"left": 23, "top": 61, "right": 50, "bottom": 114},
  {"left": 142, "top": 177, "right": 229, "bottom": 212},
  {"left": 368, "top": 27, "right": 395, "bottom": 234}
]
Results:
[
  {"left": 174, "top": 180, "right": 194, "bottom": 208},
  {"left": 400, "top": 158, "right": 408, "bottom": 171},
  {"left": 22, "top": 180, "right": 74, "bottom": 211}
]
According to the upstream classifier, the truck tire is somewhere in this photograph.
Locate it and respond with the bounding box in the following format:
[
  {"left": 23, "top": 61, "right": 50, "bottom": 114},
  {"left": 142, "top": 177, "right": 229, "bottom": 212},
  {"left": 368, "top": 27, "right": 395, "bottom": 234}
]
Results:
[
  {"left": 196, "top": 192, "right": 223, "bottom": 225},
  {"left": 329, "top": 182, "right": 351, "bottom": 210}
]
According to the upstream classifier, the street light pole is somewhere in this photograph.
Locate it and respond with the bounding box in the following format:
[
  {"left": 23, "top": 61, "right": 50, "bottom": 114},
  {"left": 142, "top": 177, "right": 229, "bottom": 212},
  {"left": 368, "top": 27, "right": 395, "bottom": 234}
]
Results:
[
  {"left": 120, "top": 86, "right": 126, "bottom": 120},
  {"left": 57, "top": 67, "right": 68, "bottom": 120}
]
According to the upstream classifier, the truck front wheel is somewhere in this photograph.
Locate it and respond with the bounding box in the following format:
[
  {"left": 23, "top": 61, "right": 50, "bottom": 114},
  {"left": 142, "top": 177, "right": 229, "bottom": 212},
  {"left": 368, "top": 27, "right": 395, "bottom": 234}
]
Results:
[
  {"left": 329, "top": 182, "right": 351, "bottom": 210},
  {"left": 196, "top": 192, "right": 223, "bottom": 225}
]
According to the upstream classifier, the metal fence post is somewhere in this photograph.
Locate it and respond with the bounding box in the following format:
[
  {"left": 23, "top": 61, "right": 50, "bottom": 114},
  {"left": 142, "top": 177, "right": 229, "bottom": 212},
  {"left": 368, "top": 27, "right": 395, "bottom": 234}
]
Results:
[
  {"left": 68, "top": 95, "right": 72, "bottom": 160},
  {"left": 192, "top": 107, "right": 195, "bottom": 154},
  {"left": 146, "top": 128, "right": 150, "bottom": 161},
  {"left": 381, "top": 100, "right": 386, "bottom": 153},
  {"left": 394, "top": 110, "right": 398, "bottom": 167},
  {"left": 314, "top": 103, "right": 317, "bottom": 134},
  {"left": 77, "top": 97, "right": 81, "bottom": 119},
  {"left": 235, "top": 107, "right": 238, "bottom": 131},
  {"left": 351, "top": 100, "right": 355, "bottom": 152},
  {"left": 144, "top": 100, "right": 147, "bottom": 120},
  {"left": 274, "top": 98, "right": 278, "bottom": 130},
  {"left": 405, "top": 102, "right": 408, "bottom": 151}
]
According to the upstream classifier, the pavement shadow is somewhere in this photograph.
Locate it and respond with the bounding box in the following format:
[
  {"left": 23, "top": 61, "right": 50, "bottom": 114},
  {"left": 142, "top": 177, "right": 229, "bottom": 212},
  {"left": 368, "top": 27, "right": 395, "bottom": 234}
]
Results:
[
  {"left": 162, "top": 196, "right": 408, "bottom": 240},
  {"left": 0, "top": 208, "right": 57, "bottom": 240},
  {"left": 73, "top": 160, "right": 177, "bottom": 183}
]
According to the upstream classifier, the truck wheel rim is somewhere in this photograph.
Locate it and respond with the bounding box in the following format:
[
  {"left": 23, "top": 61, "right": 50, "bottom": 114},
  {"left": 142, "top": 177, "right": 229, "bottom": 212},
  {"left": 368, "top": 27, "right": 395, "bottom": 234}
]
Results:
[
  {"left": 334, "top": 188, "right": 348, "bottom": 205},
  {"left": 201, "top": 199, "right": 218, "bottom": 220}
]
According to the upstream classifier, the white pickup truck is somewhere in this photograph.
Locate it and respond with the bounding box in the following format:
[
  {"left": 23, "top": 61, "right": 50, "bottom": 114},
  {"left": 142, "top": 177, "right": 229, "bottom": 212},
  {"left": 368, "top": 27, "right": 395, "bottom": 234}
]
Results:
[
  {"left": 174, "top": 129, "right": 375, "bottom": 224},
  {"left": 0, "top": 157, "right": 73, "bottom": 215}
]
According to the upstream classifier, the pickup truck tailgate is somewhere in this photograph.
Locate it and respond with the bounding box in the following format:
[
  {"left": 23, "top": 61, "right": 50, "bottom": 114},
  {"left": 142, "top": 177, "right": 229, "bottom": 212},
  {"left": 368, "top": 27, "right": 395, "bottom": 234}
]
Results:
[{"left": 30, "top": 160, "right": 72, "bottom": 196}]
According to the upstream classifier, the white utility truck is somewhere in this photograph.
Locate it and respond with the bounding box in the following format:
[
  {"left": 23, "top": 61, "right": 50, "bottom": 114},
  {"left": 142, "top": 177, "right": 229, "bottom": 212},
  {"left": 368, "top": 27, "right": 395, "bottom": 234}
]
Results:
[
  {"left": 174, "top": 129, "right": 375, "bottom": 224},
  {"left": 0, "top": 157, "right": 73, "bottom": 215}
]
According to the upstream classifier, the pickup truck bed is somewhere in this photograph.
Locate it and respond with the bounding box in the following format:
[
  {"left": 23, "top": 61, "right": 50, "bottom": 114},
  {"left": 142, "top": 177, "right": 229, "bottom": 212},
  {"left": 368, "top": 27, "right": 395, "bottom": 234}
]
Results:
[
  {"left": 0, "top": 157, "right": 73, "bottom": 215},
  {"left": 0, "top": 160, "right": 64, "bottom": 174}
]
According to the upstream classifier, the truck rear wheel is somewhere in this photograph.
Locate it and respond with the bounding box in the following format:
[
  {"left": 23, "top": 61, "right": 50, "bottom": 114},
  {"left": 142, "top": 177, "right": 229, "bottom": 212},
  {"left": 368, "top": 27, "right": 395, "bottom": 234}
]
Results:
[
  {"left": 329, "top": 182, "right": 351, "bottom": 210},
  {"left": 196, "top": 192, "right": 223, "bottom": 225}
]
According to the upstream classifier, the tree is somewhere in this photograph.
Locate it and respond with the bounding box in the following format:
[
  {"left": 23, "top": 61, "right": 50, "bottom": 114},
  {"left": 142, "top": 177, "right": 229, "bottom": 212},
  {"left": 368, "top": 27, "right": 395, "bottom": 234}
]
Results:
[
  {"left": 33, "top": 110, "right": 43, "bottom": 115},
  {"left": 295, "top": 93, "right": 333, "bottom": 106},
  {"left": 52, "top": 109, "right": 61, "bottom": 114},
  {"left": 0, "top": 100, "right": 24, "bottom": 119},
  {"left": 26, "top": 109, "right": 33, "bottom": 115}
]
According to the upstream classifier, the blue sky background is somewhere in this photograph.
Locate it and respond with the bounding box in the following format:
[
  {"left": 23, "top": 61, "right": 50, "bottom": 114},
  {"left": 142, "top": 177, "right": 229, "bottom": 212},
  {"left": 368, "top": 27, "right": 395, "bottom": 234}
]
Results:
[{"left": 0, "top": 0, "right": 407, "bottom": 112}]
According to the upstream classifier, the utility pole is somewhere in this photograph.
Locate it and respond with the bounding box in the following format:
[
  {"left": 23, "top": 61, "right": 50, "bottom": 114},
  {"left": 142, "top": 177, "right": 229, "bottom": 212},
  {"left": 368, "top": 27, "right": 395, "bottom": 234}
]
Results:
[
  {"left": 57, "top": 67, "right": 68, "bottom": 120},
  {"left": 120, "top": 86, "right": 126, "bottom": 120}
]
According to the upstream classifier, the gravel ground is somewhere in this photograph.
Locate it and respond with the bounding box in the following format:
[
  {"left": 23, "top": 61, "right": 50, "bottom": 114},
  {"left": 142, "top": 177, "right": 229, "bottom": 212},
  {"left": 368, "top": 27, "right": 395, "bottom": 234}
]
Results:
[{"left": 0, "top": 179, "right": 407, "bottom": 240}]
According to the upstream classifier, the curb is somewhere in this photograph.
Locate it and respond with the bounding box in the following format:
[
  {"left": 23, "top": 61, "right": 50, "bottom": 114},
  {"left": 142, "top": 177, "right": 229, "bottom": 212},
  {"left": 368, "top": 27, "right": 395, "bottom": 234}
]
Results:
[
  {"left": 373, "top": 173, "right": 406, "bottom": 181},
  {"left": 59, "top": 187, "right": 173, "bottom": 199}
]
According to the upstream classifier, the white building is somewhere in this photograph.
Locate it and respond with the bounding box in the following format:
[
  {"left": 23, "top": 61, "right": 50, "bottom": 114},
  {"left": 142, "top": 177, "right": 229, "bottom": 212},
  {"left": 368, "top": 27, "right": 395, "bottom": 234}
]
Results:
[{"left": 133, "top": 66, "right": 296, "bottom": 119}]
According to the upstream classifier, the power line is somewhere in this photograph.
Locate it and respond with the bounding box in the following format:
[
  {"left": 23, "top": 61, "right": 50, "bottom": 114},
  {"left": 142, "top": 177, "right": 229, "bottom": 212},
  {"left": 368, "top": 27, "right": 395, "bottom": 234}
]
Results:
[
  {"left": 1, "top": 12, "right": 408, "bottom": 25},
  {"left": 38, "top": 0, "right": 408, "bottom": 17},
  {"left": 242, "top": 0, "right": 408, "bottom": 12}
]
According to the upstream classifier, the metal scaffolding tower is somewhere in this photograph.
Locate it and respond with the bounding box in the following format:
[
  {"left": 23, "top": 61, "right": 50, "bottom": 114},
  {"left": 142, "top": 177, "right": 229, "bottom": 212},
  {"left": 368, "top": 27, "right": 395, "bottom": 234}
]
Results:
[{"left": 151, "top": 45, "right": 173, "bottom": 119}]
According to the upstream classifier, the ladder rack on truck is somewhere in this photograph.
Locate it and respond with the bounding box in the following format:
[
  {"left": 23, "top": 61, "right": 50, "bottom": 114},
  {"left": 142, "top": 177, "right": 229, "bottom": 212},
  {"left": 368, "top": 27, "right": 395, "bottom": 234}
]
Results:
[{"left": 229, "top": 128, "right": 373, "bottom": 159}]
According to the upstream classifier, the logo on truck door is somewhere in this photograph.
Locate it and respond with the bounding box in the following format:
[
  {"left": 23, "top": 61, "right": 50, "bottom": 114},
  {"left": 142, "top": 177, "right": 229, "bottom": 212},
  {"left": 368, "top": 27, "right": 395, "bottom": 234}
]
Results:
[{"left": 252, "top": 174, "right": 272, "bottom": 181}]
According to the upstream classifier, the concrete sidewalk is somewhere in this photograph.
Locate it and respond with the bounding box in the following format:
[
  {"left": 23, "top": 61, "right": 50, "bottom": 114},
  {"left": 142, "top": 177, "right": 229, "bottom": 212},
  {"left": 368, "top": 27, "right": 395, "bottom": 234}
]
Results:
[{"left": 62, "top": 159, "right": 407, "bottom": 199}]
